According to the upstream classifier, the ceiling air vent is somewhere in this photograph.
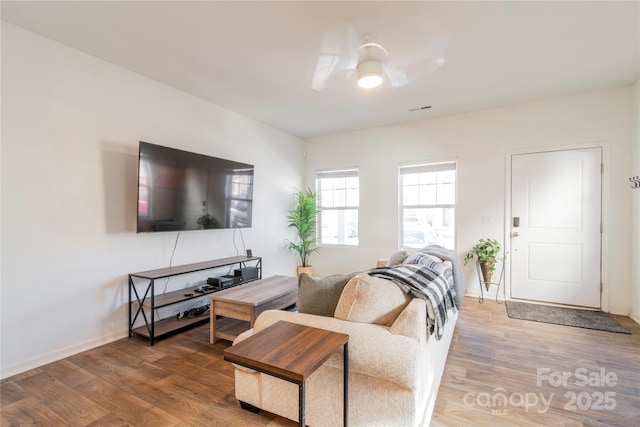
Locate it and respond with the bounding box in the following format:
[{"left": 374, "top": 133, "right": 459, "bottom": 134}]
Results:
[{"left": 409, "top": 105, "right": 432, "bottom": 112}]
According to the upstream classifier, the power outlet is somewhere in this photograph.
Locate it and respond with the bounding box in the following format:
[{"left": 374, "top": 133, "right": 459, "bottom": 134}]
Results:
[{"left": 482, "top": 214, "right": 492, "bottom": 224}]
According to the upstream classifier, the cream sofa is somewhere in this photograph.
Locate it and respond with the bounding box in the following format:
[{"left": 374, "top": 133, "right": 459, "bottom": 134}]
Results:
[{"left": 230, "top": 256, "right": 460, "bottom": 427}]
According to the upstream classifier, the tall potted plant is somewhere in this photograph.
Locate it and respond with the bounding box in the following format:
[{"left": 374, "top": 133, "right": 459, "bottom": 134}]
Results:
[
  {"left": 285, "top": 189, "right": 320, "bottom": 275},
  {"left": 464, "top": 238, "right": 504, "bottom": 290}
]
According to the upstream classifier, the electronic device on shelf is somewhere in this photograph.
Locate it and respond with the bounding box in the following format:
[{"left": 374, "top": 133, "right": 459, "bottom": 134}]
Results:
[
  {"left": 207, "top": 276, "right": 233, "bottom": 289},
  {"left": 177, "top": 303, "right": 210, "bottom": 320},
  {"left": 234, "top": 267, "right": 259, "bottom": 281},
  {"left": 194, "top": 284, "right": 216, "bottom": 293}
]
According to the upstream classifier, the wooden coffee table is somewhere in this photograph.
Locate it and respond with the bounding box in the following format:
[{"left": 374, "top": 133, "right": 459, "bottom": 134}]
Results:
[
  {"left": 209, "top": 275, "right": 297, "bottom": 343},
  {"left": 223, "top": 320, "right": 349, "bottom": 427}
]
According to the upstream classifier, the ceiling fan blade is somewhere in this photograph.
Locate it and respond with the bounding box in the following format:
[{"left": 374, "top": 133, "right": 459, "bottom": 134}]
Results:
[
  {"left": 313, "top": 69, "right": 358, "bottom": 93},
  {"left": 384, "top": 37, "right": 447, "bottom": 84},
  {"left": 310, "top": 23, "right": 360, "bottom": 92},
  {"left": 388, "top": 37, "right": 447, "bottom": 68},
  {"left": 311, "top": 54, "right": 355, "bottom": 91},
  {"left": 383, "top": 66, "right": 408, "bottom": 88}
]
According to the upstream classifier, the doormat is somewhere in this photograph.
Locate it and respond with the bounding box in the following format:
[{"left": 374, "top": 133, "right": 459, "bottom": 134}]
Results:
[{"left": 505, "top": 301, "right": 630, "bottom": 334}]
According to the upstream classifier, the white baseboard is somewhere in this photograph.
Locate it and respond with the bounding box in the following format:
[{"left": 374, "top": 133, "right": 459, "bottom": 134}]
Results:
[
  {"left": 1, "top": 330, "right": 128, "bottom": 380},
  {"left": 630, "top": 311, "right": 640, "bottom": 325},
  {"left": 464, "top": 291, "right": 506, "bottom": 302},
  {"left": 608, "top": 306, "right": 631, "bottom": 316}
]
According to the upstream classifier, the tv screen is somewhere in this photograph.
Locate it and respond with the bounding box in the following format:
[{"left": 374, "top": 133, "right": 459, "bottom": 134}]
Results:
[{"left": 136, "top": 141, "right": 254, "bottom": 233}]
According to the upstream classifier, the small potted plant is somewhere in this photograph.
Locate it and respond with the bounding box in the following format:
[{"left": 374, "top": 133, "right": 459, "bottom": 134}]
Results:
[
  {"left": 197, "top": 213, "right": 218, "bottom": 229},
  {"left": 285, "top": 189, "right": 321, "bottom": 275},
  {"left": 464, "top": 238, "right": 504, "bottom": 290}
]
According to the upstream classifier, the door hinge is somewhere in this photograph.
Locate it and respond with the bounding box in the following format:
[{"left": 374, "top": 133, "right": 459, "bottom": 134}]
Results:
[
  {"left": 600, "top": 223, "right": 603, "bottom": 233},
  {"left": 600, "top": 282, "right": 603, "bottom": 293},
  {"left": 601, "top": 163, "right": 604, "bottom": 173}
]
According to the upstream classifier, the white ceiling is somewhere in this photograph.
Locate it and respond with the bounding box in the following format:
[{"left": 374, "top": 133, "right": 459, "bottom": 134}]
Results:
[{"left": 2, "top": 1, "right": 639, "bottom": 139}]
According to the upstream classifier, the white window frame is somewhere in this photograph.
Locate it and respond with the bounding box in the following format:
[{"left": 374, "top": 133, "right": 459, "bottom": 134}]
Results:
[
  {"left": 316, "top": 168, "right": 359, "bottom": 246},
  {"left": 399, "top": 161, "right": 457, "bottom": 250}
]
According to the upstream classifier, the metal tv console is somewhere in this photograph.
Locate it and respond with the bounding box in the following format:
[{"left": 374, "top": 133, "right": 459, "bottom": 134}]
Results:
[{"left": 128, "top": 256, "right": 262, "bottom": 345}]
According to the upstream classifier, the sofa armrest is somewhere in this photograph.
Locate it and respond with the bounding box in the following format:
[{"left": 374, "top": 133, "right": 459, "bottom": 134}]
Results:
[
  {"left": 233, "top": 328, "right": 253, "bottom": 345},
  {"left": 246, "top": 309, "right": 423, "bottom": 389},
  {"left": 390, "top": 298, "right": 427, "bottom": 342}
]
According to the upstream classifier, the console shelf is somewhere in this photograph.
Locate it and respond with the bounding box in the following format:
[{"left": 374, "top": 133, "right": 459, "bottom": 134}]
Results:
[
  {"left": 131, "top": 314, "right": 209, "bottom": 339},
  {"left": 128, "top": 256, "right": 261, "bottom": 345}
]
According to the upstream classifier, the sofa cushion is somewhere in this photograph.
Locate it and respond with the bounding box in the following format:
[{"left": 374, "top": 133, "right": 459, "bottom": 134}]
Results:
[
  {"left": 386, "top": 249, "right": 409, "bottom": 266},
  {"left": 403, "top": 251, "right": 453, "bottom": 278},
  {"left": 334, "top": 273, "right": 411, "bottom": 326},
  {"left": 403, "top": 251, "right": 443, "bottom": 265},
  {"left": 297, "top": 272, "right": 357, "bottom": 317}
]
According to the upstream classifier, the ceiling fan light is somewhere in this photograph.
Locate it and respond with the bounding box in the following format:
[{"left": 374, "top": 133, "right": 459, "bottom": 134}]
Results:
[
  {"left": 357, "top": 59, "right": 383, "bottom": 89},
  {"left": 358, "top": 74, "right": 383, "bottom": 89}
]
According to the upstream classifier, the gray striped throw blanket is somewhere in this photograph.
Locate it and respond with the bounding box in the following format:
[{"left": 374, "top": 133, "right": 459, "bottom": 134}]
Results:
[{"left": 369, "top": 262, "right": 457, "bottom": 340}]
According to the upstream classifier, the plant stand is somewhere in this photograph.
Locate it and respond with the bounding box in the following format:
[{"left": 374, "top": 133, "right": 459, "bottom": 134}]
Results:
[{"left": 475, "top": 258, "right": 505, "bottom": 304}]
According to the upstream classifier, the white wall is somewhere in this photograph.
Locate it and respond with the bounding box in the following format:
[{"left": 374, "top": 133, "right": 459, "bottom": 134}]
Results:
[
  {"left": 304, "top": 87, "right": 634, "bottom": 315},
  {"left": 0, "top": 23, "right": 303, "bottom": 378},
  {"left": 631, "top": 79, "right": 640, "bottom": 324}
]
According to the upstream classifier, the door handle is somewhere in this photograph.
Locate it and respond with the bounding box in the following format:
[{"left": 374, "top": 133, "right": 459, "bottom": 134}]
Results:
[{"left": 511, "top": 231, "right": 520, "bottom": 238}]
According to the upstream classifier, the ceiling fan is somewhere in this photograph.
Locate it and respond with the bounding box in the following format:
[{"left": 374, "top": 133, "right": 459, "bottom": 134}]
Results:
[
  {"left": 355, "top": 42, "right": 392, "bottom": 89},
  {"left": 310, "top": 31, "right": 446, "bottom": 93}
]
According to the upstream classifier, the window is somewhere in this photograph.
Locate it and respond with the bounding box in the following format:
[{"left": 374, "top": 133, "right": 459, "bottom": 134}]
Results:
[
  {"left": 316, "top": 168, "right": 359, "bottom": 245},
  {"left": 399, "top": 162, "right": 456, "bottom": 250}
]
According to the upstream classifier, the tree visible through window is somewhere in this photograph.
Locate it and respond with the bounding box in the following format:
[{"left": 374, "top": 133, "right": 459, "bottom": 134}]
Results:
[
  {"left": 316, "top": 169, "right": 359, "bottom": 246},
  {"left": 399, "top": 162, "right": 456, "bottom": 249}
]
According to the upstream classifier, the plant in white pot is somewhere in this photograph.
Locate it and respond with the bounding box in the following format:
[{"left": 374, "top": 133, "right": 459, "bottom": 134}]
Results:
[
  {"left": 463, "top": 238, "right": 504, "bottom": 290},
  {"left": 285, "top": 189, "right": 320, "bottom": 275}
]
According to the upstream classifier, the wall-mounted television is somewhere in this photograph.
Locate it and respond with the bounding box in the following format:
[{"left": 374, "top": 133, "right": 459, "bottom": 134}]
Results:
[{"left": 136, "top": 141, "right": 254, "bottom": 233}]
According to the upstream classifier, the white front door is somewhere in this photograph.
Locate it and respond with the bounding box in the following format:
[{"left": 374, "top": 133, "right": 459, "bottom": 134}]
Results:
[{"left": 510, "top": 148, "right": 602, "bottom": 308}]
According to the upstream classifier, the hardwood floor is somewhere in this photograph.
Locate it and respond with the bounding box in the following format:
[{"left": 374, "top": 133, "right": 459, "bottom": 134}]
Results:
[
  {"left": 432, "top": 298, "right": 640, "bottom": 427},
  {"left": 1, "top": 297, "right": 638, "bottom": 426}
]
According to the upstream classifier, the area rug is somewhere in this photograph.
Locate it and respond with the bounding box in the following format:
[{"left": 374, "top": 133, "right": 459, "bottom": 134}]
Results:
[{"left": 505, "top": 300, "right": 630, "bottom": 334}]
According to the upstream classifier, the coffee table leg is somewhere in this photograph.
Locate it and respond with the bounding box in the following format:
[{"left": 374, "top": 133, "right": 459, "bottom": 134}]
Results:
[
  {"left": 344, "top": 342, "right": 348, "bottom": 427},
  {"left": 209, "top": 300, "right": 216, "bottom": 344},
  {"left": 299, "top": 381, "right": 305, "bottom": 427}
]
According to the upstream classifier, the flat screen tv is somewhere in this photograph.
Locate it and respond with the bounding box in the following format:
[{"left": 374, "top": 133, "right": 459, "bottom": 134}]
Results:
[{"left": 136, "top": 141, "right": 254, "bottom": 233}]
